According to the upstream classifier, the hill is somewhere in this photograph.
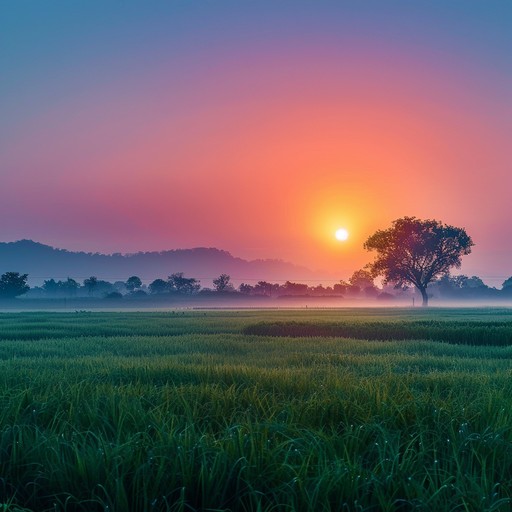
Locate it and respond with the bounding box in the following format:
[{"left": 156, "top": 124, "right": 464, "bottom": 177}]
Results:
[{"left": 0, "top": 240, "right": 325, "bottom": 286}]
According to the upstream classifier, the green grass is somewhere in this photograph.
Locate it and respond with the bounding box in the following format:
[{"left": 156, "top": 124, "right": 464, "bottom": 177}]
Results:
[
  {"left": 0, "top": 309, "right": 511, "bottom": 511},
  {"left": 242, "top": 319, "right": 512, "bottom": 345}
]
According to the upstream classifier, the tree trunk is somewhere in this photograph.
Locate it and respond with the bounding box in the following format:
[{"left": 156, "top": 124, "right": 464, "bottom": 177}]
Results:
[{"left": 418, "top": 286, "right": 429, "bottom": 307}]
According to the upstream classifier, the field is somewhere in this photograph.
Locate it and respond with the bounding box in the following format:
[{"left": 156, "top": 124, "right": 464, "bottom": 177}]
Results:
[{"left": 1, "top": 308, "right": 512, "bottom": 511}]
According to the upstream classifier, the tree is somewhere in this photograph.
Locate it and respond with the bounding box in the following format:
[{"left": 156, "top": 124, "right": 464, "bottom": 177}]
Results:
[
  {"left": 0, "top": 272, "right": 30, "bottom": 298},
  {"left": 149, "top": 279, "right": 168, "bottom": 294},
  {"left": 62, "top": 278, "right": 79, "bottom": 296},
  {"left": 113, "top": 281, "right": 128, "bottom": 293},
  {"left": 502, "top": 277, "right": 512, "bottom": 290},
  {"left": 212, "top": 274, "right": 234, "bottom": 292},
  {"left": 167, "top": 273, "right": 200, "bottom": 294},
  {"left": 43, "top": 278, "right": 79, "bottom": 297},
  {"left": 333, "top": 280, "right": 350, "bottom": 295},
  {"left": 42, "top": 278, "right": 60, "bottom": 295},
  {"left": 238, "top": 283, "right": 254, "bottom": 294},
  {"left": 349, "top": 269, "right": 377, "bottom": 297},
  {"left": 83, "top": 276, "right": 98, "bottom": 296},
  {"left": 126, "top": 276, "right": 142, "bottom": 292},
  {"left": 364, "top": 217, "right": 473, "bottom": 306},
  {"left": 281, "top": 281, "right": 309, "bottom": 296},
  {"left": 95, "top": 280, "right": 115, "bottom": 296},
  {"left": 464, "top": 276, "right": 487, "bottom": 289},
  {"left": 253, "top": 281, "right": 276, "bottom": 296},
  {"left": 434, "top": 273, "right": 490, "bottom": 299}
]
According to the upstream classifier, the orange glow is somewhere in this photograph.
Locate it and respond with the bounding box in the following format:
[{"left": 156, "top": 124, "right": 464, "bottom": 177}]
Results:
[{"left": 2, "top": 40, "right": 510, "bottom": 283}]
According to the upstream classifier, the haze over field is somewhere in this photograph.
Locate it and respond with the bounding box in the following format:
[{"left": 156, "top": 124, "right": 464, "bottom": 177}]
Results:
[{"left": 1, "top": 1, "right": 510, "bottom": 285}]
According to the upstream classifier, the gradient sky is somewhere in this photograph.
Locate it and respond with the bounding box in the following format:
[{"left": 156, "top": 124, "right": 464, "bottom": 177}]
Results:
[{"left": 1, "top": 1, "right": 511, "bottom": 285}]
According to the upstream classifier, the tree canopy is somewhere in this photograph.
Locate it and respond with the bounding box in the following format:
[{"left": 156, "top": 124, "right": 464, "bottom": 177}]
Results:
[
  {"left": 43, "top": 278, "right": 79, "bottom": 296},
  {"left": 126, "top": 276, "right": 142, "bottom": 292},
  {"left": 212, "top": 274, "right": 234, "bottom": 292},
  {"left": 502, "top": 277, "right": 512, "bottom": 290},
  {"left": 148, "top": 279, "right": 168, "bottom": 294},
  {"left": 364, "top": 217, "right": 474, "bottom": 306},
  {"left": 0, "top": 272, "right": 30, "bottom": 299},
  {"left": 83, "top": 276, "right": 98, "bottom": 295},
  {"left": 167, "top": 273, "right": 200, "bottom": 294}
]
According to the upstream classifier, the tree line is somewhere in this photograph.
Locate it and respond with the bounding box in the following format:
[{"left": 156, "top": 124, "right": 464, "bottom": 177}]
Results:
[
  {"left": 1, "top": 269, "right": 512, "bottom": 302},
  {"left": 0, "top": 217, "right": 510, "bottom": 304}
]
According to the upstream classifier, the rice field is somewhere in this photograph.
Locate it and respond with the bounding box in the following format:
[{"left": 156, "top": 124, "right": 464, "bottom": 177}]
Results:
[{"left": 0, "top": 308, "right": 512, "bottom": 511}]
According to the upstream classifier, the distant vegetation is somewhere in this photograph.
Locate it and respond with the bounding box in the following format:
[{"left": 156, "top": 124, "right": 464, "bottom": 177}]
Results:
[
  {"left": 0, "top": 239, "right": 319, "bottom": 286},
  {"left": 0, "top": 309, "right": 512, "bottom": 510},
  {"left": 0, "top": 217, "right": 509, "bottom": 304},
  {"left": 1, "top": 269, "right": 512, "bottom": 303},
  {"left": 0, "top": 271, "right": 29, "bottom": 298}
]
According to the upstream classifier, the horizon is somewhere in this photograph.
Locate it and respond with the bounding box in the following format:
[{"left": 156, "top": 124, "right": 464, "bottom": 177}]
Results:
[
  {"left": 2, "top": 1, "right": 511, "bottom": 286},
  {"left": 0, "top": 237, "right": 509, "bottom": 290}
]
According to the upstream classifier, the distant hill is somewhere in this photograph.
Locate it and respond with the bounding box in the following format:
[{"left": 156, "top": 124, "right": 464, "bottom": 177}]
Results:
[{"left": 0, "top": 240, "right": 325, "bottom": 286}]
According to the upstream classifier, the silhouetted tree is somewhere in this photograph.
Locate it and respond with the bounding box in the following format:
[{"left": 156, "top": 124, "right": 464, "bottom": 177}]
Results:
[
  {"left": 502, "top": 277, "right": 512, "bottom": 290},
  {"left": 333, "top": 280, "right": 349, "bottom": 295},
  {"left": 310, "top": 284, "right": 328, "bottom": 296},
  {"left": 349, "top": 269, "right": 377, "bottom": 297},
  {"left": 126, "top": 276, "right": 142, "bottom": 292},
  {"left": 113, "top": 281, "right": 127, "bottom": 293},
  {"left": 83, "top": 276, "right": 98, "bottom": 296},
  {"left": 42, "top": 279, "right": 60, "bottom": 295},
  {"left": 434, "top": 273, "right": 490, "bottom": 299},
  {"left": 43, "top": 278, "right": 79, "bottom": 296},
  {"left": 168, "top": 273, "right": 200, "bottom": 294},
  {"left": 149, "top": 279, "right": 168, "bottom": 294},
  {"left": 238, "top": 283, "right": 254, "bottom": 294},
  {"left": 62, "top": 278, "right": 79, "bottom": 296},
  {"left": 439, "top": 274, "right": 487, "bottom": 291},
  {"left": 252, "top": 281, "right": 272, "bottom": 296},
  {"left": 465, "top": 276, "right": 488, "bottom": 289},
  {"left": 213, "top": 274, "right": 234, "bottom": 292},
  {"left": 95, "top": 280, "right": 115, "bottom": 296},
  {"left": 281, "top": 281, "right": 309, "bottom": 296},
  {"left": 349, "top": 269, "right": 375, "bottom": 289},
  {"left": 0, "top": 272, "right": 30, "bottom": 298},
  {"left": 364, "top": 217, "right": 473, "bottom": 306}
]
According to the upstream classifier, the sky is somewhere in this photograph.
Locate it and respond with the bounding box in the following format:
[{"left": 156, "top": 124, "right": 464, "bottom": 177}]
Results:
[{"left": 1, "top": 1, "right": 511, "bottom": 285}]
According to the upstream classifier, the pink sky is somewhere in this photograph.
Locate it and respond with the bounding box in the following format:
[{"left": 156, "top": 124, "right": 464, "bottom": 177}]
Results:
[{"left": 1, "top": 2, "right": 511, "bottom": 286}]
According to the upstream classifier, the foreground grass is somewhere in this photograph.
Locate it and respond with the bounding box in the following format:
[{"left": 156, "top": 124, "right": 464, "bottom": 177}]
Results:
[{"left": 0, "top": 309, "right": 511, "bottom": 510}]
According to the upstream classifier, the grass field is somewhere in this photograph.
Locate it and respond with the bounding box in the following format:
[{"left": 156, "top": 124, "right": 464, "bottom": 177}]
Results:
[{"left": 0, "top": 308, "right": 512, "bottom": 511}]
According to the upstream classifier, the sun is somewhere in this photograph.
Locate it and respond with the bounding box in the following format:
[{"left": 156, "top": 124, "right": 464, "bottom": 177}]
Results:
[{"left": 335, "top": 228, "right": 349, "bottom": 241}]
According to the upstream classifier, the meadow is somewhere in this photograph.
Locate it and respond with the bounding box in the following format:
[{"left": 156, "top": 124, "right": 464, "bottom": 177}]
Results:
[{"left": 0, "top": 308, "right": 512, "bottom": 511}]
